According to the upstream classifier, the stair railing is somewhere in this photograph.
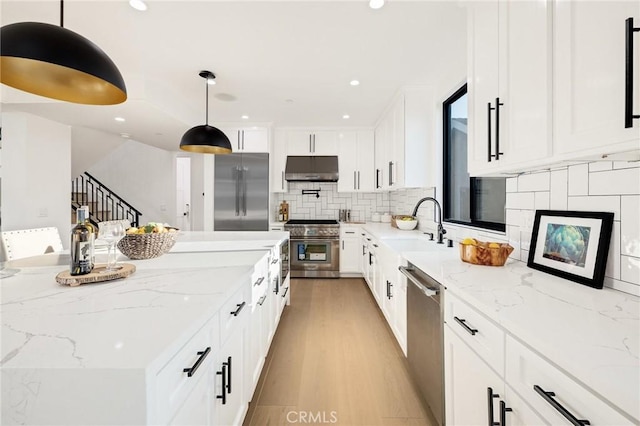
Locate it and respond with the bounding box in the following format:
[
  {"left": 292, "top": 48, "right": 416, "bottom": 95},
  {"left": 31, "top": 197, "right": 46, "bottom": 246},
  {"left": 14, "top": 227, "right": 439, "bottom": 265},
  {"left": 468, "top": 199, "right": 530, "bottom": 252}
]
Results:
[{"left": 72, "top": 172, "right": 142, "bottom": 227}]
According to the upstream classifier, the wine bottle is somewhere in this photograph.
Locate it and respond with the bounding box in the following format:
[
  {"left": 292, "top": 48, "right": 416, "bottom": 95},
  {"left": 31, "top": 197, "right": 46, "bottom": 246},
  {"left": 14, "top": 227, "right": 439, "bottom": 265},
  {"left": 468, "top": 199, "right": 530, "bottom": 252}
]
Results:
[
  {"left": 70, "top": 208, "right": 93, "bottom": 276},
  {"left": 79, "top": 206, "right": 96, "bottom": 268}
]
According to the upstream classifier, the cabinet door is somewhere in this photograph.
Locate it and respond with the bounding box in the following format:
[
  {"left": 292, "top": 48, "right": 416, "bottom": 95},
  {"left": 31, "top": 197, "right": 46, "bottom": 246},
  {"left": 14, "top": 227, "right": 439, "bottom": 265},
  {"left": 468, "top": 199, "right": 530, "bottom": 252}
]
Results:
[
  {"left": 287, "top": 130, "right": 313, "bottom": 155},
  {"left": 356, "top": 131, "right": 375, "bottom": 192},
  {"left": 220, "top": 128, "right": 242, "bottom": 152},
  {"left": 170, "top": 362, "right": 212, "bottom": 426},
  {"left": 337, "top": 131, "right": 359, "bottom": 192},
  {"left": 313, "top": 131, "right": 338, "bottom": 155},
  {"left": 215, "top": 331, "right": 246, "bottom": 426},
  {"left": 503, "top": 385, "right": 547, "bottom": 426},
  {"left": 390, "top": 96, "right": 404, "bottom": 189},
  {"left": 361, "top": 233, "right": 370, "bottom": 285},
  {"left": 340, "top": 237, "right": 360, "bottom": 273},
  {"left": 554, "top": 1, "right": 640, "bottom": 156},
  {"left": 374, "top": 122, "right": 387, "bottom": 191},
  {"left": 271, "top": 130, "right": 288, "bottom": 193},
  {"left": 240, "top": 128, "right": 269, "bottom": 153},
  {"left": 445, "top": 325, "right": 504, "bottom": 426},
  {"left": 392, "top": 269, "right": 407, "bottom": 356}
]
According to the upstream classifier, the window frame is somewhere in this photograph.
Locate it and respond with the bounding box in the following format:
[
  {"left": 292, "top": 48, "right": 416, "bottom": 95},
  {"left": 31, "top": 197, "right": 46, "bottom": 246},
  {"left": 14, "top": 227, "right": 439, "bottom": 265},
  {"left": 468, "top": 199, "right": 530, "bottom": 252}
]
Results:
[{"left": 442, "top": 84, "right": 506, "bottom": 233}]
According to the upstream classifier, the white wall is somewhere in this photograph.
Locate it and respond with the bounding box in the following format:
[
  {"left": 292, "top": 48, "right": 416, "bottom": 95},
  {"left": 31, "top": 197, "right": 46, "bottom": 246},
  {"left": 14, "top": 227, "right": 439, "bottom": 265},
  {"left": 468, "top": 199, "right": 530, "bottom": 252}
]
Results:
[
  {"left": 1, "top": 112, "right": 72, "bottom": 250},
  {"left": 71, "top": 127, "right": 125, "bottom": 178},
  {"left": 87, "top": 140, "right": 177, "bottom": 226}
]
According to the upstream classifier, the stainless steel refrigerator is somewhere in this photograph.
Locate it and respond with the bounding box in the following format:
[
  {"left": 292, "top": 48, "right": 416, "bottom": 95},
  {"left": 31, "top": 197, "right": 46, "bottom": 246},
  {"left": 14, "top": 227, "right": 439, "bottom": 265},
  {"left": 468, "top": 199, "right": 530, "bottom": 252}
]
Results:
[{"left": 214, "top": 153, "right": 269, "bottom": 231}]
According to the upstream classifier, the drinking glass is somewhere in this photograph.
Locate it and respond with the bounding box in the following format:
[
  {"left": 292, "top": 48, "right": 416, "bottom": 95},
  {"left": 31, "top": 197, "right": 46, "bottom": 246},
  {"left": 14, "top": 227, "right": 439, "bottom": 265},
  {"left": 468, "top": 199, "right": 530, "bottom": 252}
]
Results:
[{"left": 98, "top": 222, "right": 126, "bottom": 272}]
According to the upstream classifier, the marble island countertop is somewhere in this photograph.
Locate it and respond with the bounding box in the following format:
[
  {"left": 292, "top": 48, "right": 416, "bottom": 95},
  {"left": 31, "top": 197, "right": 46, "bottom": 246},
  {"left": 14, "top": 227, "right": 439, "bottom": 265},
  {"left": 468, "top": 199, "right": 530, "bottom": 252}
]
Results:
[{"left": 361, "top": 224, "right": 639, "bottom": 422}]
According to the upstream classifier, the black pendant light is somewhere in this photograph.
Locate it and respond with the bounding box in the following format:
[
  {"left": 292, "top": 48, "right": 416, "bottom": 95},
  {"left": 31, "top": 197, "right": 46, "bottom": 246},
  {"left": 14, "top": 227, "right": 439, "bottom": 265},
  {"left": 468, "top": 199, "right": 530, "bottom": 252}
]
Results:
[
  {"left": 0, "top": 1, "right": 127, "bottom": 105},
  {"left": 179, "top": 71, "right": 232, "bottom": 154}
]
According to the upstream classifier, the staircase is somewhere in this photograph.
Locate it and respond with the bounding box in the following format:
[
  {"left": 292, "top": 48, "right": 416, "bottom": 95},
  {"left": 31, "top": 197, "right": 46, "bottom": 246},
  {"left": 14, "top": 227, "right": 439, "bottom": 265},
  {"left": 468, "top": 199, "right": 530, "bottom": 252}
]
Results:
[{"left": 71, "top": 172, "right": 142, "bottom": 227}]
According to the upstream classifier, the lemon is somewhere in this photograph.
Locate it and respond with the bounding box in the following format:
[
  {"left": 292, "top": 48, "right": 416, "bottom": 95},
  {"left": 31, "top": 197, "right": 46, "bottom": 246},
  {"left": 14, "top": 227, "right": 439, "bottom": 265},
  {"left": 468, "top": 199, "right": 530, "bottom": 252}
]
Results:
[
  {"left": 462, "top": 238, "right": 476, "bottom": 245},
  {"left": 488, "top": 242, "right": 500, "bottom": 248}
]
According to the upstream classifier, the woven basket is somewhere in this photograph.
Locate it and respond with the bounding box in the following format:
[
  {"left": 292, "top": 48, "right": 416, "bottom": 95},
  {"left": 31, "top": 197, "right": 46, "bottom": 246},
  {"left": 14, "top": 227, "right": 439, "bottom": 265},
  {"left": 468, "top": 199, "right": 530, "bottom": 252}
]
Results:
[{"left": 117, "top": 230, "right": 178, "bottom": 260}]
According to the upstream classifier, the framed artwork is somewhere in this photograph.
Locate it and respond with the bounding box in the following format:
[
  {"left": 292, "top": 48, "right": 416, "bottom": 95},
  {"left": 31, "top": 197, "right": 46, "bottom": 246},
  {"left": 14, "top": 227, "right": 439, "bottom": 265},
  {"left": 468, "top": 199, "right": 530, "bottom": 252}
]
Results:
[{"left": 527, "top": 210, "right": 614, "bottom": 289}]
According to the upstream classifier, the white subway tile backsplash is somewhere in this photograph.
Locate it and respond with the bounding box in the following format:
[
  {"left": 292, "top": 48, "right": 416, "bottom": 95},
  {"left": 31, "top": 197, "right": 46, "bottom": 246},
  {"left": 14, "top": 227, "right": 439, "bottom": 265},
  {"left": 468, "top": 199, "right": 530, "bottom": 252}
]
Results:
[
  {"left": 550, "top": 169, "right": 568, "bottom": 209},
  {"left": 520, "top": 228, "right": 532, "bottom": 251},
  {"left": 604, "top": 277, "right": 640, "bottom": 297},
  {"left": 518, "top": 172, "right": 550, "bottom": 192},
  {"left": 621, "top": 255, "right": 640, "bottom": 285},
  {"left": 605, "top": 221, "right": 621, "bottom": 280},
  {"left": 621, "top": 196, "right": 640, "bottom": 257},
  {"left": 520, "top": 249, "right": 529, "bottom": 263},
  {"left": 506, "top": 177, "right": 518, "bottom": 193},
  {"left": 506, "top": 192, "right": 535, "bottom": 209},
  {"left": 567, "top": 195, "right": 620, "bottom": 220},
  {"left": 567, "top": 164, "right": 589, "bottom": 196},
  {"left": 534, "top": 192, "right": 550, "bottom": 210},
  {"left": 521, "top": 210, "right": 535, "bottom": 231},
  {"left": 505, "top": 209, "right": 522, "bottom": 227},
  {"left": 588, "top": 162, "right": 613, "bottom": 172},
  {"left": 589, "top": 168, "right": 640, "bottom": 196}
]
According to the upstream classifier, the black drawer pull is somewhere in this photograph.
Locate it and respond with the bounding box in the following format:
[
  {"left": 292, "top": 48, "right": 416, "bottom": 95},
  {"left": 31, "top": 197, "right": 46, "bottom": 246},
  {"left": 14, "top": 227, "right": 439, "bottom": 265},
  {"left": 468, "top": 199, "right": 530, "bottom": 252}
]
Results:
[
  {"left": 454, "top": 316, "right": 478, "bottom": 336},
  {"left": 534, "top": 385, "right": 591, "bottom": 425},
  {"left": 500, "top": 400, "right": 512, "bottom": 426},
  {"left": 225, "top": 356, "right": 232, "bottom": 394},
  {"left": 258, "top": 295, "right": 267, "bottom": 306},
  {"left": 487, "top": 387, "right": 499, "bottom": 426},
  {"left": 625, "top": 17, "right": 640, "bottom": 128},
  {"left": 230, "top": 301, "right": 246, "bottom": 316},
  {"left": 271, "top": 258, "right": 279, "bottom": 264},
  {"left": 216, "top": 363, "right": 227, "bottom": 404},
  {"left": 183, "top": 346, "right": 211, "bottom": 377},
  {"left": 282, "top": 286, "right": 289, "bottom": 298},
  {"left": 345, "top": 231, "right": 356, "bottom": 234},
  {"left": 253, "top": 276, "right": 265, "bottom": 286}
]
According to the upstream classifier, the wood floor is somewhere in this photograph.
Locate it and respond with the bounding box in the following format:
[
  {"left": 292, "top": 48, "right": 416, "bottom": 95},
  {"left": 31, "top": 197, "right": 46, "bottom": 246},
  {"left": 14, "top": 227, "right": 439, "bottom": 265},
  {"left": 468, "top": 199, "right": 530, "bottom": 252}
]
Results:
[{"left": 243, "top": 278, "right": 436, "bottom": 426}]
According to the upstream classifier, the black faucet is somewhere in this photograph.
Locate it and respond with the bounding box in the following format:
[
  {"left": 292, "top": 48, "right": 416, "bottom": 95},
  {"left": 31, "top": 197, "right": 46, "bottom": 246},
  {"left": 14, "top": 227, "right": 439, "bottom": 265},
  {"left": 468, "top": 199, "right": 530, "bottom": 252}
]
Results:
[{"left": 411, "top": 197, "right": 446, "bottom": 244}]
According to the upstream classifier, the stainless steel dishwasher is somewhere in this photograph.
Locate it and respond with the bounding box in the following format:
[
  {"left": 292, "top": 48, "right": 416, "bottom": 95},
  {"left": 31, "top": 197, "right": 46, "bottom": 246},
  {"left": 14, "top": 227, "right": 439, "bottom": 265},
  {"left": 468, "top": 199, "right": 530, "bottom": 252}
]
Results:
[{"left": 399, "top": 263, "right": 445, "bottom": 426}]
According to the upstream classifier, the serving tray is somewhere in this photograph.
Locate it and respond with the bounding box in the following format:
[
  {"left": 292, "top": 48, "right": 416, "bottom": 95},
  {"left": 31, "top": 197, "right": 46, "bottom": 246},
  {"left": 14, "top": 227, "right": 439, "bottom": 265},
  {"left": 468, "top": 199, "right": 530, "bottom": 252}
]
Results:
[{"left": 56, "top": 263, "right": 136, "bottom": 286}]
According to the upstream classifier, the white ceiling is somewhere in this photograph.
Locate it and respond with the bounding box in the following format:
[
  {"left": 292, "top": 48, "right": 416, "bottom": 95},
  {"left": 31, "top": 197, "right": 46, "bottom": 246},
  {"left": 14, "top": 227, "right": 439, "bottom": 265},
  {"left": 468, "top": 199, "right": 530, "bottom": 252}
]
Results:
[{"left": 1, "top": 0, "right": 467, "bottom": 151}]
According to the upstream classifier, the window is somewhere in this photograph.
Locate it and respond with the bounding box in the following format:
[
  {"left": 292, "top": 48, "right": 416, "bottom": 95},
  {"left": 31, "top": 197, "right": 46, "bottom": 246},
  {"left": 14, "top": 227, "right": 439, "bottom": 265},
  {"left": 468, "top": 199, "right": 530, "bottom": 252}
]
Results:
[{"left": 443, "top": 85, "right": 506, "bottom": 232}]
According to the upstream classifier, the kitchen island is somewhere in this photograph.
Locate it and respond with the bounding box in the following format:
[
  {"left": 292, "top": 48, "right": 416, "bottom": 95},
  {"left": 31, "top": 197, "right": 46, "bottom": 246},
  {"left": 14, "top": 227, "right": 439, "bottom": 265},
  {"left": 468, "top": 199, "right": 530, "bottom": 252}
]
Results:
[{"left": 1, "top": 231, "right": 289, "bottom": 425}]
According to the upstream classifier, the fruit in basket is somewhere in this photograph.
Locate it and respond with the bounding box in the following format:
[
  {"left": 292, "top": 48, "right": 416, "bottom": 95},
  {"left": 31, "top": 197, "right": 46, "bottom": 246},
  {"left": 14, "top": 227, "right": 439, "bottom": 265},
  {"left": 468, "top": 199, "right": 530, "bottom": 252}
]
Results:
[
  {"left": 488, "top": 242, "right": 500, "bottom": 248},
  {"left": 126, "top": 222, "right": 176, "bottom": 235},
  {"left": 461, "top": 237, "right": 477, "bottom": 245},
  {"left": 401, "top": 216, "right": 415, "bottom": 221}
]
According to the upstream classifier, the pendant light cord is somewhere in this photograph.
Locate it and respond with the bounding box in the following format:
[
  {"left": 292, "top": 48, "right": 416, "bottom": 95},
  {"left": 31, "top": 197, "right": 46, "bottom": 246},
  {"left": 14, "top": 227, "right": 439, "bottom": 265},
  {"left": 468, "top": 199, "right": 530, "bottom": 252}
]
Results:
[
  {"left": 60, "top": 0, "right": 64, "bottom": 27},
  {"left": 205, "top": 77, "right": 209, "bottom": 126}
]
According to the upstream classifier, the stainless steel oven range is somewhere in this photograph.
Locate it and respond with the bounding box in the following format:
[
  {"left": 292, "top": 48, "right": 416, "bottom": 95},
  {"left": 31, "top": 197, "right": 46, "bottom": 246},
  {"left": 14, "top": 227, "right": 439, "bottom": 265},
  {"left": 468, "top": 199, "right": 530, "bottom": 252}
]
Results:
[{"left": 284, "top": 219, "right": 340, "bottom": 278}]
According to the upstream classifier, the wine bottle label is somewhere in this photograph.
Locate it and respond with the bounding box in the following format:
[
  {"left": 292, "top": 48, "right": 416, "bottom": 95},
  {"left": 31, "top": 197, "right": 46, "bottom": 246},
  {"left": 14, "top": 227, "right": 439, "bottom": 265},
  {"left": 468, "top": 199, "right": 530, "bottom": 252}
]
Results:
[{"left": 71, "top": 240, "right": 92, "bottom": 276}]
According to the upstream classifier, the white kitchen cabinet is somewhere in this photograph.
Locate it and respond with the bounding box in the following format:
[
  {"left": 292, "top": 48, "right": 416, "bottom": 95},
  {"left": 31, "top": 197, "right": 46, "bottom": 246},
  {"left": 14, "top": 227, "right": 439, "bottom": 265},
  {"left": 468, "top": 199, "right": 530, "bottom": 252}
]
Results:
[
  {"left": 374, "top": 88, "right": 436, "bottom": 189},
  {"left": 467, "top": 0, "right": 552, "bottom": 176},
  {"left": 391, "top": 260, "right": 407, "bottom": 356},
  {"left": 247, "top": 255, "right": 269, "bottom": 401},
  {"left": 169, "top": 361, "right": 213, "bottom": 426},
  {"left": 215, "top": 327, "right": 246, "bottom": 426},
  {"left": 340, "top": 225, "right": 361, "bottom": 274},
  {"left": 377, "top": 243, "right": 407, "bottom": 355},
  {"left": 270, "top": 130, "right": 288, "bottom": 193},
  {"left": 554, "top": 1, "right": 640, "bottom": 159},
  {"left": 221, "top": 127, "right": 269, "bottom": 153},
  {"left": 286, "top": 130, "right": 338, "bottom": 155},
  {"left": 360, "top": 231, "right": 370, "bottom": 286},
  {"left": 337, "top": 131, "right": 375, "bottom": 192}
]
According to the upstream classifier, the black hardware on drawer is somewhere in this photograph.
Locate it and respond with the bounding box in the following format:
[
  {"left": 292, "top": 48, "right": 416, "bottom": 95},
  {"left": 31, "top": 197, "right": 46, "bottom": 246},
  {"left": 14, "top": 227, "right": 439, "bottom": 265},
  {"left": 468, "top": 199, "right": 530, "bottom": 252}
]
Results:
[
  {"left": 253, "top": 276, "right": 265, "bottom": 287},
  {"left": 500, "top": 400, "right": 512, "bottom": 426},
  {"left": 494, "top": 97, "right": 504, "bottom": 160},
  {"left": 282, "top": 286, "right": 289, "bottom": 298},
  {"left": 183, "top": 346, "right": 211, "bottom": 377},
  {"left": 369, "top": 253, "right": 373, "bottom": 266},
  {"left": 362, "top": 245, "right": 366, "bottom": 256},
  {"left": 225, "top": 356, "right": 232, "bottom": 394},
  {"left": 487, "top": 387, "right": 499, "bottom": 426},
  {"left": 216, "top": 364, "right": 227, "bottom": 404},
  {"left": 376, "top": 169, "right": 381, "bottom": 189},
  {"left": 487, "top": 102, "right": 495, "bottom": 162},
  {"left": 271, "top": 258, "right": 279, "bottom": 264},
  {"left": 454, "top": 316, "right": 478, "bottom": 336},
  {"left": 533, "top": 385, "right": 591, "bottom": 425},
  {"left": 230, "top": 301, "right": 246, "bottom": 317},
  {"left": 258, "top": 295, "right": 267, "bottom": 306},
  {"left": 625, "top": 17, "right": 640, "bottom": 128}
]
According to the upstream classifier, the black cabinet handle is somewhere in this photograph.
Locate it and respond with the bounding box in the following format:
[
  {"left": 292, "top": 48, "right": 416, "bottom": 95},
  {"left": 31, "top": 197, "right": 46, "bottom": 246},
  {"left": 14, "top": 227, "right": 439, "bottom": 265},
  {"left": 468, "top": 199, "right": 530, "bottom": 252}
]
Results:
[
  {"left": 454, "top": 316, "right": 478, "bottom": 335},
  {"left": 253, "top": 276, "right": 265, "bottom": 287},
  {"left": 369, "top": 253, "right": 373, "bottom": 266},
  {"left": 373, "top": 243, "right": 378, "bottom": 248},
  {"left": 271, "top": 258, "right": 279, "bottom": 264},
  {"left": 386, "top": 280, "right": 390, "bottom": 299},
  {"left": 230, "top": 301, "right": 246, "bottom": 316},
  {"left": 345, "top": 231, "right": 356, "bottom": 234},
  {"left": 487, "top": 387, "right": 499, "bottom": 426},
  {"left": 625, "top": 17, "right": 640, "bottom": 128},
  {"left": 389, "top": 282, "right": 393, "bottom": 299},
  {"left": 354, "top": 170, "right": 357, "bottom": 190},
  {"left": 183, "top": 347, "right": 211, "bottom": 377},
  {"left": 282, "top": 286, "right": 289, "bottom": 298},
  {"left": 225, "top": 356, "right": 232, "bottom": 394},
  {"left": 500, "top": 400, "right": 512, "bottom": 426},
  {"left": 487, "top": 102, "right": 495, "bottom": 162},
  {"left": 495, "top": 97, "right": 504, "bottom": 160},
  {"left": 216, "top": 364, "right": 227, "bottom": 404},
  {"left": 258, "top": 295, "right": 267, "bottom": 306},
  {"left": 362, "top": 245, "right": 366, "bottom": 256},
  {"left": 388, "top": 161, "right": 394, "bottom": 186},
  {"left": 534, "top": 385, "right": 590, "bottom": 425},
  {"left": 366, "top": 238, "right": 372, "bottom": 241},
  {"left": 376, "top": 169, "right": 381, "bottom": 189},
  {"left": 342, "top": 240, "right": 345, "bottom": 250}
]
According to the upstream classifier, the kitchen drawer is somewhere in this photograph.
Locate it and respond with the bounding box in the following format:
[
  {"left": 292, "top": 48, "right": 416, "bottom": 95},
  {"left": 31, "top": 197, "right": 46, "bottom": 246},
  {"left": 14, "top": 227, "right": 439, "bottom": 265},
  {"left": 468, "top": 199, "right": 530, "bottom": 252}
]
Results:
[
  {"left": 156, "top": 314, "right": 219, "bottom": 424},
  {"left": 506, "top": 336, "right": 633, "bottom": 425},
  {"left": 221, "top": 281, "right": 251, "bottom": 344},
  {"left": 251, "top": 253, "right": 269, "bottom": 311},
  {"left": 445, "top": 291, "right": 505, "bottom": 376},
  {"left": 340, "top": 225, "right": 361, "bottom": 237}
]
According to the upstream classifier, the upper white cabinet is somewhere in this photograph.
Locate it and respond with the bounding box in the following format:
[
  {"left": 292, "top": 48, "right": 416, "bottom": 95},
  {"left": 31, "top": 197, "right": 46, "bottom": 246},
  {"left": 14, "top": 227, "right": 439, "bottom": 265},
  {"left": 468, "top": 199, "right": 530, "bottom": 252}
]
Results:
[
  {"left": 286, "top": 130, "right": 338, "bottom": 155},
  {"left": 271, "top": 129, "right": 288, "bottom": 193},
  {"left": 221, "top": 127, "right": 269, "bottom": 153},
  {"left": 553, "top": 1, "right": 640, "bottom": 158},
  {"left": 374, "top": 88, "right": 436, "bottom": 190},
  {"left": 467, "top": 0, "right": 552, "bottom": 176},
  {"left": 337, "top": 130, "right": 375, "bottom": 192}
]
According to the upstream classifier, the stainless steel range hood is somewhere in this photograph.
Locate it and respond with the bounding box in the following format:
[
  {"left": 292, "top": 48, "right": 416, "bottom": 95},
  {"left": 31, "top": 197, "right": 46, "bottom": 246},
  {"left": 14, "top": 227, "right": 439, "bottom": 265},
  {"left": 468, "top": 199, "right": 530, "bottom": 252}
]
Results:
[{"left": 285, "top": 156, "right": 339, "bottom": 182}]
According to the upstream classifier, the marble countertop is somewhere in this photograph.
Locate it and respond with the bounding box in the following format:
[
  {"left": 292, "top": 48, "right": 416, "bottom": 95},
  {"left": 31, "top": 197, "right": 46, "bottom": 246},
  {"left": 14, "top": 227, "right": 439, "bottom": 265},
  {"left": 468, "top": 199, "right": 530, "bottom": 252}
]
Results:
[
  {"left": 170, "top": 230, "right": 288, "bottom": 252},
  {"left": 363, "top": 225, "right": 639, "bottom": 422},
  {"left": 1, "top": 237, "right": 276, "bottom": 373}
]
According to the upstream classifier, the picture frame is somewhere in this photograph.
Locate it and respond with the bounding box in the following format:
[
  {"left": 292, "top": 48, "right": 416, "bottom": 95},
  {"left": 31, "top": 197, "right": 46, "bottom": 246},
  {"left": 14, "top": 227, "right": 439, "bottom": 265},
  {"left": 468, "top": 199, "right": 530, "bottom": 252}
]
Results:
[{"left": 527, "top": 210, "right": 614, "bottom": 289}]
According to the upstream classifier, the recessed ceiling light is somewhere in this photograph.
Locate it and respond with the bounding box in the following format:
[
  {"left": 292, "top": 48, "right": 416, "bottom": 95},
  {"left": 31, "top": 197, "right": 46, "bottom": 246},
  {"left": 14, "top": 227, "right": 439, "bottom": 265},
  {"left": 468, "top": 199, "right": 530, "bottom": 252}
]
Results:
[
  {"left": 369, "top": 0, "right": 384, "bottom": 9},
  {"left": 350, "top": 80, "right": 360, "bottom": 86},
  {"left": 129, "top": 0, "right": 147, "bottom": 11},
  {"left": 120, "top": 133, "right": 130, "bottom": 138},
  {"left": 241, "top": 115, "right": 249, "bottom": 120},
  {"left": 114, "top": 117, "right": 125, "bottom": 122},
  {"left": 285, "top": 99, "right": 294, "bottom": 103},
  {"left": 343, "top": 115, "right": 350, "bottom": 119},
  {"left": 206, "top": 78, "right": 216, "bottom": 85}
]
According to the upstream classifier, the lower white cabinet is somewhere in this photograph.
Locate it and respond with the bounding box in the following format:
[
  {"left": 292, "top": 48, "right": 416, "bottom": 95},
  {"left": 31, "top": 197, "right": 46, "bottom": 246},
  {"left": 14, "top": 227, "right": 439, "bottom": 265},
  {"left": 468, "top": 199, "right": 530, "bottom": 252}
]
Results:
[
  {"left": 340, "top": 225, "right": 361, "bottom": 274},
  {"left": 215, "top": 326, "right": 246, "bottom": 426},
  {"left": 169, "top": 360, "right": 214, "bottom": 426}
]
